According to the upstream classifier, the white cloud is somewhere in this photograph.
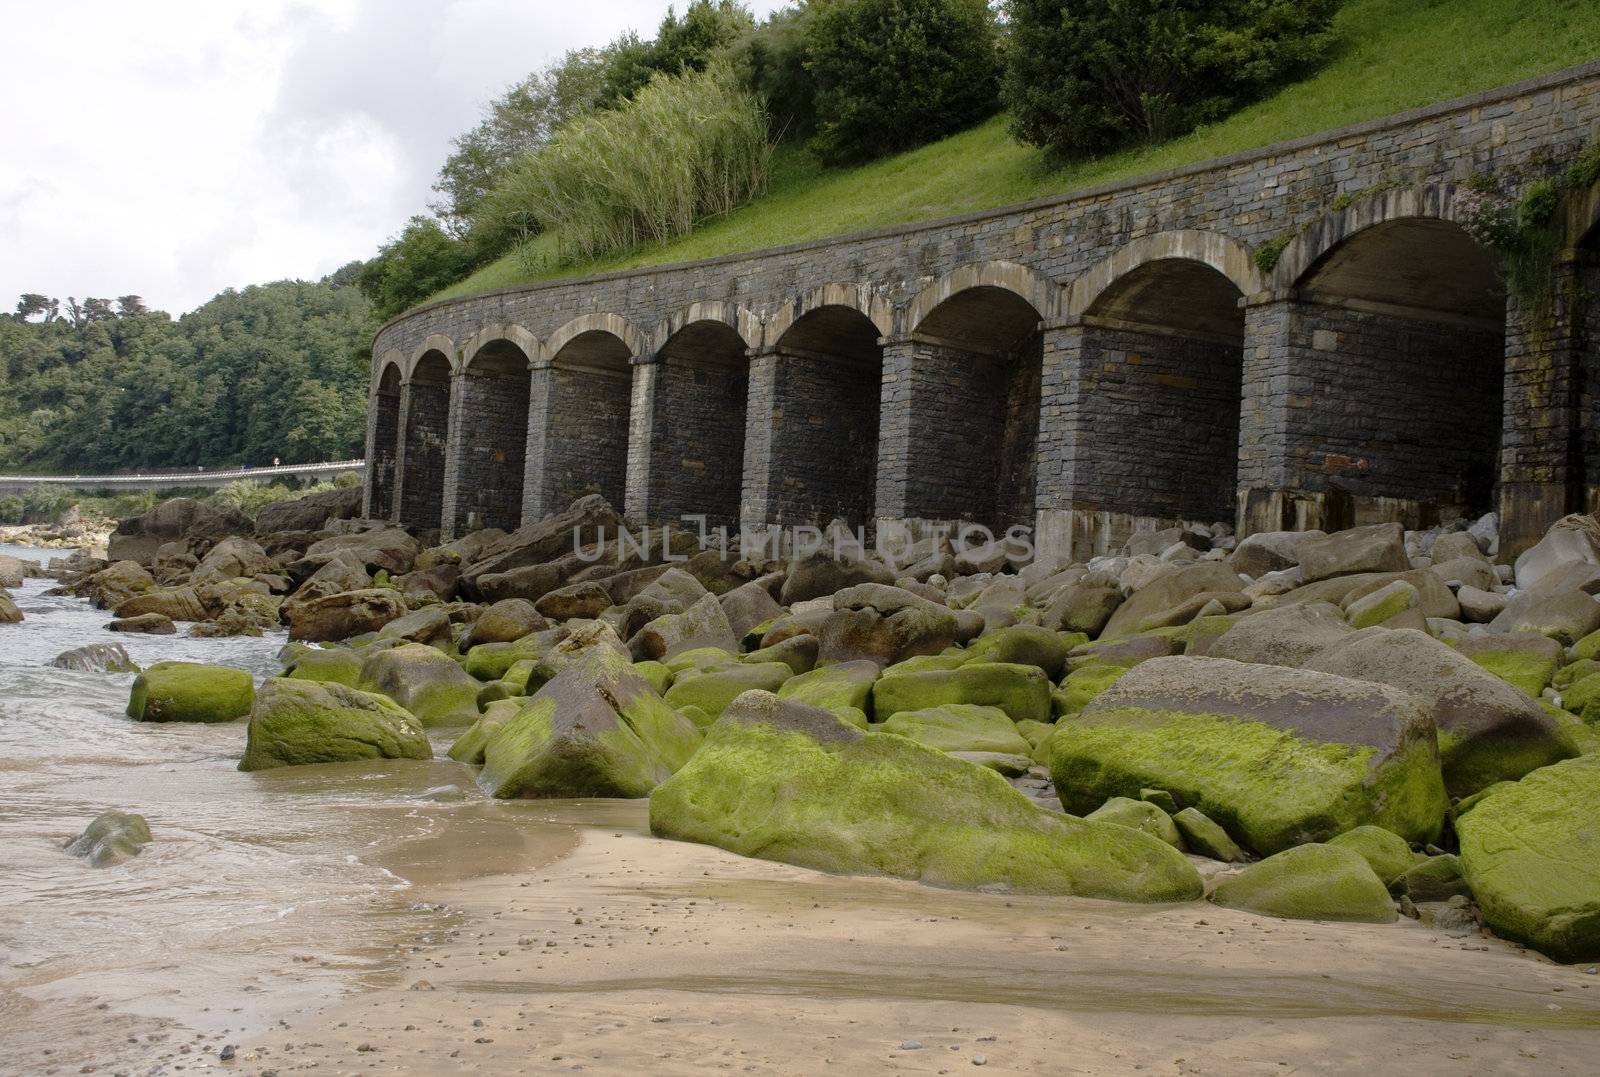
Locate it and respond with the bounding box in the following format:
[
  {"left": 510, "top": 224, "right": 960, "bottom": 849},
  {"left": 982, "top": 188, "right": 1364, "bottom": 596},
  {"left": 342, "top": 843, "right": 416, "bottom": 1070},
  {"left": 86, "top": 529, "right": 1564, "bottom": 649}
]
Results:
[{"left": 0, "top": 0, "right": 789, "bottom": 314}]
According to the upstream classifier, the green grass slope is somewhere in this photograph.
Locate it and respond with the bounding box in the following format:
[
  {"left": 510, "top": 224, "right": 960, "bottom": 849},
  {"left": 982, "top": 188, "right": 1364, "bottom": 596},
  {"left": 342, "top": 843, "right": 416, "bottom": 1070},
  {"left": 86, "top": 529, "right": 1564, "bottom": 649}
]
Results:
[{"left": 426, "top": 0, "right": 1600, "bottom": 308}]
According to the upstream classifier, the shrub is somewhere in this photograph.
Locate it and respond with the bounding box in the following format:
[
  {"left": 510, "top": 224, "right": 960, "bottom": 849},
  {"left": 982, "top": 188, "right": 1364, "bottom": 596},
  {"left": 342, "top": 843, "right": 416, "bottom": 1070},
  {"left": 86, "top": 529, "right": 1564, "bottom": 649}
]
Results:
[
  {"left": 806, "top": 0, "right": 1000, "bottom": 165},
  {"left": 477, "top": 65, "right": 770, "bottom": 265},
  {"left": 21, "top": 484, "right": 71, "bottom": 524},
  {"left": 357, "top": 217, "right": 480, "bottom": 321},
  {"left": 725, "top": 4, "right": 818, "bottom": 142},
  {"left": 207, "top": 481, "right": 300, "bottom": 519},
  {"left": 1004, "top": 0, "right": 1340, "bottom": 159},
  {"left": 0, "top": 495, "right": 23, "bottom": 525}
]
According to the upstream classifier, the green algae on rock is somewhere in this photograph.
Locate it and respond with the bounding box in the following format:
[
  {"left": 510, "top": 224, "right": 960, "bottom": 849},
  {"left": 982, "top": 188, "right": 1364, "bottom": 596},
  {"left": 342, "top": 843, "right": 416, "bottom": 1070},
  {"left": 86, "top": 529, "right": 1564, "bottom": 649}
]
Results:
[
  {"left": 1328, "top": 825, "right": 1417, "bottom": 885},
  {"left": 1456, "top": 754, "right": 1600, "bottom": 963},
  {"left": 1086, "top": 797, "right": 1184, "bottom": 850},
  {"left": 1050, "top": 656, "right": 1448, "bottom": 854},
  {"left": 64, "top": 810, "right": 153, "bottom": 867},
  {"left": 283, "top": 647, "right": 363, "bottom": 687},
  {"left": 873, "top": 661, "right": 1052, "bottom": 725},
  {"left": 126, "top": 661, "right": 254, "bottom": 723},
  {"left": 649, "top": 690, "right": 1202, "bottom": 902},
  {"left": 878, "top": 703, "right": 1032, "bottom": 755},
  {"left": 1052, "top": 663, "right": 1127, "bottom": 718},
  {"left": 358, "top": 642, "right": 482, "bottom": 727},
  {"left": 664, "top": 662, "right": 794, "bottom": 726},
  {"left": 238, "top": 678, "right": 432, "bottom": 771},
  {"left": 1211, "top": 843, "right": 1397, "bottom": 923}
]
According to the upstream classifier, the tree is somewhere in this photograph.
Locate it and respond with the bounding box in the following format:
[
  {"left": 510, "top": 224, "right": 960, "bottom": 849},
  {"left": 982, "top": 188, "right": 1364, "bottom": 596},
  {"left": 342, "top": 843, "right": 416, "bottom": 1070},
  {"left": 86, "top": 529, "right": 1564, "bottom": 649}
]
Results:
[
  {"left": 1004, "top": 0, "right": 1340, "bottom": 158},
  {"left": 726, "top": 3, "right": 818, "bottom": 141},
  {"left": 356, "top": 216, "right": 479, "bottom": 321},
  {"left": 806, "top": 0, "right": 1001, "bottom": 165},
  {"left": 14, "top": 294, "right": 56, "bottom": 322},
  {"left": 595, "top": 2, "right": 755, "bottom": 108},
  {"left": 115, "top": 295, "right": 147, "bottom": 316}
]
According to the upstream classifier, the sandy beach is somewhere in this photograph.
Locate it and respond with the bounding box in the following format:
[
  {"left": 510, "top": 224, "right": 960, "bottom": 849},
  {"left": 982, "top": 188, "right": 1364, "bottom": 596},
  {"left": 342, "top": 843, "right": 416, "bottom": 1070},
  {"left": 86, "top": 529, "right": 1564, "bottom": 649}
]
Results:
[{"left": 12, "top": 797, "right": 1597, "bottom": 1077}]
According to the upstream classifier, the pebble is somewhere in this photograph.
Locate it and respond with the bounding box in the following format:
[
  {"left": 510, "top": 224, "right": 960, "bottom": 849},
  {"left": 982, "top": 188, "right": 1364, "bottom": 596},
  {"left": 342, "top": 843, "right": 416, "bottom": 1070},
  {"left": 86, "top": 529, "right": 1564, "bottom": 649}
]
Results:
[
  {"left": 218, "top": 1045, "right": 236, "bottom": 1062},
  {"left": 900, "top": 1041, "right": 923, "bottom": 1051},
  {"left": 973, "top": 1055, "right": 988, "bottom": 1066}
]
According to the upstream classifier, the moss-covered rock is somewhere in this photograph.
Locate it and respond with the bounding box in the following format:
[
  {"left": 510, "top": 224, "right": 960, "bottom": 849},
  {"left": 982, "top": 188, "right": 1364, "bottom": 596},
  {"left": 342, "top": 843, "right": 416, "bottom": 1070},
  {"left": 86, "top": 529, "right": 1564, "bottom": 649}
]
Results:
[
  {"left": 1173, "top": 807, "right": 1245, "bottom": 862},
  {"left": 1086, "top": 797, "right": 1183, "bottom": 849},
  {"left": 448, "top": 697, "right": 527, "bottom": 764},
  {"left": 1205, "top": 603, "right": 1352, "bottom": 668},
  {"left": 1305, "top": 628, "right": 1577, "bottom": 797},
  {"left": 283, "top": 647, "right": 363, "bottom": 687},
  {"left": 873, "top": 662, "right": 1051, "bottom": 725},
  {"left": 1050, "top": 656, "right": 1448, "bottom": 854},
  {"left": 1456, "top": 755, "right": 1600, "bottom": 962},
  {"left": 1343, "top": 580, "right": 1419, "bottom": 629},
  {"left": 126, "top": 661, "right": 254, "bottom": 723},
  {"left": 649, "top": 691, "right": 1203, "bottom": 902},
  {"left": 239, "top": 679, "right": 430, "bottom": 771},
  {"left": 358, "top": 643, "right": 481, "bottom": 727},
  {"left": 634, "top": 660, "right": 673, "bottom": 695},
  {"left": 882, "top": 654, "right": 969, "bottom": 676},
  {"left": 664, "top": 662, "right": 795, "bottom": 727},
  {"left": 1456, "top": 634, "right": 1564, "bottom": 699},
  {"left": 1065, "top": 632, "right": 1181, "bottom": 673},
  {"left": 1211, "top": 844, "right": 1396, "bottom": 923},
  {"left": 878, "top": 704, "right": 1031, "bottom": 755},
  {"left": 1052, "top": 663, "right": 1127, "bottom": 718},
  {"left": 662, "top": 646, "right": 742, "bottom": 676},
  {"left": 285, "top": 588, "right": 407, "bottom": 643},
  {"left": 775, "top": 661, "right": 878, "bottom": 729},
  {"left": 962, "top": 626, "right": 1077, "bottom": 679},
  {"left": 1394, "top": 854, "right": 1471, "bottom": 902},
  {"left": 479, "top": 647, "right": 702, "bottom": 799},
  {"left": 742, "top": 634, "right": 819, "bottom": 676},
  {"left": 1328, "top": 825, "right": 1417, "bottom": 885},
  {"left": 64, "top": 810, "right": 152, "bottom": 867}
]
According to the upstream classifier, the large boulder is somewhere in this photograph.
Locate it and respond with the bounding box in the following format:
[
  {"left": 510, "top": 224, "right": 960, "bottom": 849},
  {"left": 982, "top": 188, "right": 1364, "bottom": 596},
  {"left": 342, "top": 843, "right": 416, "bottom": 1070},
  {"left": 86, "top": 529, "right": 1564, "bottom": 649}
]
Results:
[
  {"left": 109, "top": 612, "right": 176, "bottom": 634},
  {"left": 1230, "top": 530, "right": 1323, "bottom": 579},
  {"left": 1211, "top": 844, "right": 1396, "bottom": 923},
  {"left": 665, "top": 662, "right": 795, "bottom": 726},
  {"left": 114, "top": 586, "right": 207, "bottom": 623},
  {"left": 288, "top": 529, "right": 420, "bottom": 580},
  {"left": 1296, "top": 523, "right": 1409, "bottom": 584},
  {"left": 1457, "top": 633, "right": 1565, "bottom": 698},
  {"left": 1041, "top": 583, "right": 1123, "bottom": 636},
  {"left": 817, "top": 585, "right": 958, "bottom": 667},
  {"left": 1051, "top": 656, "right": 1448, "bottom": 853},
  {"left": 81, "top": 560, "right": 156, "bottom": 610},
  {"left": 1303, "top": 628, "right": 1577, "bottom": 796},
  {"left": 108, "top": 497, "right": 236, "bottom": 564},
  {"left": 477, "top": 647, "right": 702, "bottom": 799},
  {"left": 1205, "top": 603, "right": 1353, "bottom": 667},
  {"left": 0, "top": 593, "right": 21, "bottom": 624},
  {"left": 376, "top": 606, "right": 454, "bottom": 647},
  {"left": 50, "top": 643, "right": 138, "bottom": 673},
  {"left": 779, "top": 547, "right": 894, "bottom": 605},
  {"left": 1274, "top": 568, "right": 1461, "bottom": 621},
  {"left": 629, "top": 593, "right": 739, "bottom": 661},
  {"left": 282, "top": 551, "right": 371, "bottom": 611},
  {"left": 461, "top": 495, "right": 622, "bottom": 593},
  {"left": 963, "top": 625, "right": 1074, "bottom": 680},
  {"left": 879, "top": 704, "right": 1031, "bottom": 755},
  {"left": 358, "top": 643, "right": 481, "bottom": 726},
  {"left": 0, "top": 554, "right": 28, "bottom": 589},
  {"left": 1489, "top": 587, "right": 1600, "bottom": 646},
  {"left": 1457, "top": 755, "right": 1600, "bottom": 962},
  {"left": 253, "top": 485, "right": 362, "bottom": 535},
  {"left": 238, "top": 678, "right": 431, "bottom": 771},
  {"left": 1100, "top": 561, "right": 1243, "bottom": 639},
  {"left": 718, "top": 578, "right": 785, "bottom": 641},
  {"left": 534, "top": 581, "right": 612, "bottom": 623},
  {"left": 126, "top": 661, "right": 254, "bottom": 723},
  {"left": 286, "top": 588, "right": 406, "bottom": 642},
  {"left": 1513, "top": 514, "right": 1600, "bottom": 592},
  {"left": 64, "top": 810, "right": 152, "bottom": 867},
  {"left": 777, "top": 660, "right": 879, "bottom": 728},
  {"left": 283, "top": 647, "right": 363, "bottom": 687},
  {"left": 192, "top": 536, "right": 274, "bottom": 582},
  {"left": 466, "top": 598, "right": 548, "bottom": 646},
  {"left": 649, "top": 691, "right": 1202, "bottom": 902},
  {"left": 873, "top": 662, "right": 1052, "bottom": 725}
]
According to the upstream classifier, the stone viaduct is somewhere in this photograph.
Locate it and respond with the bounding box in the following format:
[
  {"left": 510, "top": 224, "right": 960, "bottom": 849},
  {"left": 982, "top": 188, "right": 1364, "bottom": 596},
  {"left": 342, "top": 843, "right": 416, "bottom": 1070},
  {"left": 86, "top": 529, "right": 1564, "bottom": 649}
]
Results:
[{"left": 366, "top": 61, "right": 1600, "bottom": 561}]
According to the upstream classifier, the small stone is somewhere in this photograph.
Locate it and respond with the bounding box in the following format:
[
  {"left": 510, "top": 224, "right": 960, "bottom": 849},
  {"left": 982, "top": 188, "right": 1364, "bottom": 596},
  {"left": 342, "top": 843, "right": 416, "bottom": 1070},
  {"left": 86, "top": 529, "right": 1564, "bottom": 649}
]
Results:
[
  {"left": 900, "top": 1041, "right": 923, "bottom": 1051},
  {"left": 973, "top": 1055, "right": 988, "bottom": 1067},
  {"left": 356, "top": 1043, "right": 375, "bottom": 1052},
  {"left": 218, "top": 1045, "right": 236, "bottom": 1062}
]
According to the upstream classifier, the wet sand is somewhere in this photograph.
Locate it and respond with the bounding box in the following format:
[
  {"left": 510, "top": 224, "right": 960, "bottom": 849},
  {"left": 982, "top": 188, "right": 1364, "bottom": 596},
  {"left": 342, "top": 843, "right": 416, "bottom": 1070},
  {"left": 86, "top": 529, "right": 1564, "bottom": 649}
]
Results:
[{"left": 23, "top": 800, "right": 1596, "bottom": 1077}]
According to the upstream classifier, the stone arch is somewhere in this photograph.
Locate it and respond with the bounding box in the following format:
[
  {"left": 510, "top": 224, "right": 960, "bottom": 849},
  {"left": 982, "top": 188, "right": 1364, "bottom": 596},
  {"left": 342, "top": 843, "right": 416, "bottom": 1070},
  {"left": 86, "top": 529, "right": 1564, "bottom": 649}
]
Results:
[
  {"left": 527, "top": 316, "right": 637, "bottom": 517},
  {"left": 406, "top": 334, "right": 457, "bottom": 381},
  {"left": 1062, "top": 240, "right": 1254, "bottom": 526},
  {"left": 763, "top": 283, "right": 893, "bottom": 347},
  {"left": 398, "top": 347, "right": 452, "bottom": 530},
  {"left": 544, "top": 313, "right": 647, "bottom": 367},
  {"left": 462, "top": 323, "right": 539, "bottom": 369},
  {"left": 644, "top": 315, "right": 755, "bottom": 528},
  {"left": 886, "top": 266, "right": 1052, "bottom": 532},
  {"left": 902, "top": 260, "right": 1058, "bottom": 340},
  {"left": 366, "top": 357, "right": 404, "bottom": 521},
  {"left": 370, "top": 349, "right": 406, "bottom": 394},
  {"left": 452, "top": 330, "right": 535, "bottom": 533},
  {"left": 1067, "top": 230, "right": 1261, "bottom": 319},
  {"left": 1263, "top": 185, "right": 1506, "bottom": 523},
  {"left": 651, "top": 301, "right": 758, "bottom": 357}
]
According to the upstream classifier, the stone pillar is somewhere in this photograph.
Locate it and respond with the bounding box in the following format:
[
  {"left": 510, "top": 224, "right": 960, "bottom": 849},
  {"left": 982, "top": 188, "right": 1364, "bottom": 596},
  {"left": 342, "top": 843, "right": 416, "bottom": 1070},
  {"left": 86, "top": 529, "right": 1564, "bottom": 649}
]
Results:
[
  {"left": 440, "top": 370, "right": 470, "bottom": 539},
  {"left": 395, "top": 377, "right": 451, "bottom": 533},
  {"left": 1500, "top": 253, "right": 1600, "bottom": 556},
  {"left": 741, "top": 344, "right": 881, "bottom": 532},
  {"left": 1236, "top": 290, "right": 1503, "bottom": 539},
  {"left": 623, "top": 362, "right": 657, "bottom": 526},
  {"left": 521, "top": 364, "right": 554, "bottom": 525},
  {"left": 364, "top": 379, "right": 401, "bottom": 522},
  {"left": 641, "top": 353, "right": 748, "bottom": 532},
  {"left": 361, "top": 388, "right": 381, "bottom": 519}
]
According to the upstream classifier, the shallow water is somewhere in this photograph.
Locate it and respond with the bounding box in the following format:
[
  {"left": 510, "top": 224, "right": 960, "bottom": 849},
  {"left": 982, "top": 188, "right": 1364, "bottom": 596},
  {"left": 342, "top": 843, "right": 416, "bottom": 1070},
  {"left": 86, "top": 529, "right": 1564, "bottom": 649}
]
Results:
[{"left": 0, "top": 554, "right": 582, "bottom": 1037}]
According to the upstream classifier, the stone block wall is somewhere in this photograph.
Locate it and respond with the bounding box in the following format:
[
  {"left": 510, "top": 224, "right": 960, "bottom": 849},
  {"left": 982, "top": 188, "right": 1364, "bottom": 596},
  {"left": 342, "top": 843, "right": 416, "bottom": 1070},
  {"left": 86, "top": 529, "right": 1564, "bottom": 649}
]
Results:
[
  {"left": 367, "top": 387, "right": 400, "bottom": 521},
  {"left": 644, "top": 356, "right": 748, "bottom": 529},
  {"left": 398, "top": 381, "right": 449, "bottom": 531},
  {"left": 447, "top": 370, "right": 529, "bottom": 533},
  {"left": 526, "top": 366, "right": 631, "bottom": 520}
]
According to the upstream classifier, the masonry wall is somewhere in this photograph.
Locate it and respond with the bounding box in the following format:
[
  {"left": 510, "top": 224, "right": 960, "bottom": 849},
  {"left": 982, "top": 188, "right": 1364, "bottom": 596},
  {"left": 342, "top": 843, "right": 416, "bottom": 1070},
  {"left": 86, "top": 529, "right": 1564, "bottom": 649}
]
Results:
[
  {"left": 997, "top": 335, "right": 1043, "bottom": 529},
  {"left": 528, "top": 366, "right": 631, "bottom": 518},
  {"left": 399, "top": 382, "right": 449, "bottom": 529},
  {"left": 646, "top": 357, "right": 747, "bottom": 528},
  {"left": 758, "top": 349, "right": 880, "bottom": 527},
  {"left": 368, "top": 387, "right": 400, "bottom": 520},
  {"left": 448, "top": 370, "right": 529, "bottom": 532}
]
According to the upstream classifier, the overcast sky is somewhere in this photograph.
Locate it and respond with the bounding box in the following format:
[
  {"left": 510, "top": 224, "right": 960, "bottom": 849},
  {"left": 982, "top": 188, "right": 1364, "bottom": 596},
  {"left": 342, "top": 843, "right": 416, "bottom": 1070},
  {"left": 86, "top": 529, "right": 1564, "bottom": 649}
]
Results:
[{"left": 0, "top": 0, "right": 788, "bottom": 315}]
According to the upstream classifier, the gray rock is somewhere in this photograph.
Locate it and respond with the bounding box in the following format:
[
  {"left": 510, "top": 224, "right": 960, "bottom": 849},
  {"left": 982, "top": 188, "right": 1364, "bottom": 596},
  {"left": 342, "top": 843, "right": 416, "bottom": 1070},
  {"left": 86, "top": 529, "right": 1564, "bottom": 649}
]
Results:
[
  {"left": 1489, "top": 587, "right": 1600, "bottom": 645},
  {"left": 1514, "top": 515, "right": 1600, "bottom": 592},
  {"left": 1297, "top": 523, "right": 1409, "bottom": 583},
  {"left": 64, "top": 810, "right": 152, "bottom": 867},
  {"left": 1456, "top": 586, "right": 1508, "bottom": 623},
  {"left": 1206, "top": 602, "right": 1353, "bottom": 667}
]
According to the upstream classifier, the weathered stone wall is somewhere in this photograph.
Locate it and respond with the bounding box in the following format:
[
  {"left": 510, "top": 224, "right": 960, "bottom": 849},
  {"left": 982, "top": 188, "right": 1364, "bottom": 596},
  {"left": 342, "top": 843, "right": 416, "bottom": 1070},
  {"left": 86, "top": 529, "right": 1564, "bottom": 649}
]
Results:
[
  {"left": 446, "top": 370, "right": 529, "bottom": 532},
  {"left": 367, "top": 63, "right": 1600, "bottom": 549},
  {"left": 398, "top": 381, "right": 449, "bottom": 530},
  {"left": 367, "top": 386, "right": 400, "bottom": 521},
  {"left": 644, "top": 357, "right": 748, "bottom": 529},
  {"left": 525, "top": 367, "right": 631, "bottom": 520}
]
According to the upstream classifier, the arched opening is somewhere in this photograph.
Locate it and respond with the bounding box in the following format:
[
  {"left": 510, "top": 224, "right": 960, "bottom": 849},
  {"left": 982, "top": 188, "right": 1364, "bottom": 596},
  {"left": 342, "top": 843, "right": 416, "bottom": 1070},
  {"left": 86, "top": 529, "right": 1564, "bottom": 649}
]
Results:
[
  {"left": 896, "top": 286, "right": 1044, "bottom": 531},
  {"left": 1289, "top": 217, "right": 1506, "bottom": 523},
  {"left": 1078, "top": 258, "right": 1246, "bottom": 523},
  {"left": 399, "top": 350, "right": 451, "bottom": 530},
  {"left": 532, "top": 330, "right": 633, "bottom": 515},
  {"left": 453, "top": 339, "right": 532, "bottom": 533},
  {"left": 368, "top": 363, "right": 402, "bottom": 520},
  {"left": 648, "top": 320, "right": 749, "bottom": 529},
  {"left": 754, "top": 305, "right": 884, "bottom": 528}
]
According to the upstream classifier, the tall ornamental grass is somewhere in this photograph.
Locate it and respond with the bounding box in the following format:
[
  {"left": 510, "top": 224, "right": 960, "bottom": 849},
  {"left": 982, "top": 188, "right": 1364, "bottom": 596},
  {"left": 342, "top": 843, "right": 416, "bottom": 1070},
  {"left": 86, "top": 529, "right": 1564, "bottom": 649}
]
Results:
[{"left": 479, "top": 65, "right": 770, "bottom": 266}]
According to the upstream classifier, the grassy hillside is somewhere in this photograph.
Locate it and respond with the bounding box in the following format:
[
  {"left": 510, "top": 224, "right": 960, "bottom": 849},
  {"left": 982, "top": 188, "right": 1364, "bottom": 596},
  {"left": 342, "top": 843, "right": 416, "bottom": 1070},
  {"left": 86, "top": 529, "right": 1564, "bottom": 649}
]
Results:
[{"left": 426, "top": 0, "right": 1600, "bottom": 308}]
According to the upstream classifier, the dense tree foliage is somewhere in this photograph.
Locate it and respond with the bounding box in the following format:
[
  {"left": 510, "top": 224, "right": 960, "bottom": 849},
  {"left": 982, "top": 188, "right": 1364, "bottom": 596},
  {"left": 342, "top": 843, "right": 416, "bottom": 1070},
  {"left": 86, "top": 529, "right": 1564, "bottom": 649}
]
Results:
[
  {"left": 1004, "top": 0, "right": 1341, "bottom": 157},
  {"left": 0, "top": 276, "right": 374, "bottom": 472},
  {"left": 806, "top": 0, "right": 1001, "bottom": 165},
  {"left": 726, "top": 4, "right": 818, "bottom": 141},
  {"left": 357, "top": 216, "right": 481, "bottom": 321}
]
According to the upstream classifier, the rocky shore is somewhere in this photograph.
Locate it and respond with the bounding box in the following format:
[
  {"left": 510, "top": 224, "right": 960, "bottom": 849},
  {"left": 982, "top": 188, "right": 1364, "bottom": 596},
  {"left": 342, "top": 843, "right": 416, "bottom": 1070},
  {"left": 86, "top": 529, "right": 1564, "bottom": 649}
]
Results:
[{"left": 26, "top": 488, "right": 1600, "bottom": 970}]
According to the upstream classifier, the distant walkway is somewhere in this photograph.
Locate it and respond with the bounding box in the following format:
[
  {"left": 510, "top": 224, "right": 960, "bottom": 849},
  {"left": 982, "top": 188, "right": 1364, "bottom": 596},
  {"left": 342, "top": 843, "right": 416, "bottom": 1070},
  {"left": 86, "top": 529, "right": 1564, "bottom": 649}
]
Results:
[{"left": 0, "top": 459, "right": 365, "bottom": 495}]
